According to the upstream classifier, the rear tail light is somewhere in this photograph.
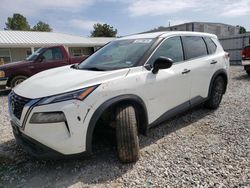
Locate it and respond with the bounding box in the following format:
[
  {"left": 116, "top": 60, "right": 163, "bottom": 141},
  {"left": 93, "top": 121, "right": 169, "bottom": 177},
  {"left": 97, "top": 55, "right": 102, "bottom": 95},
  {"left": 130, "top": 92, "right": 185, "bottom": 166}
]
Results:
[
  {"left": 242, "top": 49, "right": 246, "bottom": 58},
  {"left": 242, "top": 46, "right": 250, "bottom": 60}
]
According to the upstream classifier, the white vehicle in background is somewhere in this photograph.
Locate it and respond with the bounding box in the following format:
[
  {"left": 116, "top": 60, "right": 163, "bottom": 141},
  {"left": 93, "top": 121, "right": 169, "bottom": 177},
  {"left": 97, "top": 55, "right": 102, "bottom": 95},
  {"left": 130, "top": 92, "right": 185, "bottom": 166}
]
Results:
[
  {"left": 242, "top": 45, "right": 250, "bottom": 75},
  {"left": 8, "top": 31, "right": 229, "bottom": 163}
]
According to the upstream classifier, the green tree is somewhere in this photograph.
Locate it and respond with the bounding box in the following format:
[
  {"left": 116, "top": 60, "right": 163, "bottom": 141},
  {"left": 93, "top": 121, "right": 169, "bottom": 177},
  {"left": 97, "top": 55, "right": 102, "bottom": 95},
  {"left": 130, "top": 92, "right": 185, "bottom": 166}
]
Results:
[
  {"left": 32, "top": 21, "right": 52, "bottom": 32},
  {"left": 91, "top": 23, "right": 117, "bottom": 37},
  {"left": 239, "top": 26, "right": 246, "bottom": 34},
  {"left": 5, "top": 13, "right": 30, "bottom": 30}
]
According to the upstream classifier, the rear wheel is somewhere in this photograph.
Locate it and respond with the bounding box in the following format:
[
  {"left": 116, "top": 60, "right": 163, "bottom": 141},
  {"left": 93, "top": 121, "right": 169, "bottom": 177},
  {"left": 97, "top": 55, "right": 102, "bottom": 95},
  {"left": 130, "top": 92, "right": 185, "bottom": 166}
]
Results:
[
  {"left": 116, "top": 105, "right": 139, "bottom": 163},
  {"left": 205, "top": 76, "right": 225, "bottom": 109},
  {"left": 10, "top": 75, "right": 28, "bottom": 88},
  {"left": 246, "top": 70, "right": 250, "bottom": 75}
]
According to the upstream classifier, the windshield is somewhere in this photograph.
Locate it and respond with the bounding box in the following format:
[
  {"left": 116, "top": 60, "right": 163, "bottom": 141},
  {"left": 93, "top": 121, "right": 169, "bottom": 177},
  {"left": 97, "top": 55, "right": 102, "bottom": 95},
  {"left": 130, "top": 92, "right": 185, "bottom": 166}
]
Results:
[
  {"left": 26, "top": 48, "right": 44, "bottom": 61},
  {"left": 78, "top": 38, "right": 155, "bottom": 71}
]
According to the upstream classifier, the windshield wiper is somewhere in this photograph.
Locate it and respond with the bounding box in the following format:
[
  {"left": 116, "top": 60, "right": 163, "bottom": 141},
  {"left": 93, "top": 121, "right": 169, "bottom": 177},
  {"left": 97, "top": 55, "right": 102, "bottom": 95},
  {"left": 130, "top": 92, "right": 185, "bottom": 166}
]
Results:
[
  {"left": 83, "top": 67, "right": 106, "bottom": 71},
  {"left": 71, "top": 64, "right": 79, "bottom": 69}
]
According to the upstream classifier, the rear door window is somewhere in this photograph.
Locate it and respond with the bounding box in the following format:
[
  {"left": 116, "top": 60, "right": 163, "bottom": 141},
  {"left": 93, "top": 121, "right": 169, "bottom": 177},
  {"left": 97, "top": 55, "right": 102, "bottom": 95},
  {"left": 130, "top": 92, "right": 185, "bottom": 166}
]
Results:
[
  {"left": 204, "top": 37, "right": 217, "bottom": 54},
  {"left": 182, "top": 36, "right": 208, "bottom": 60},
  {"left": 148, "top": 36, "right": 184, "bottom": 65}
]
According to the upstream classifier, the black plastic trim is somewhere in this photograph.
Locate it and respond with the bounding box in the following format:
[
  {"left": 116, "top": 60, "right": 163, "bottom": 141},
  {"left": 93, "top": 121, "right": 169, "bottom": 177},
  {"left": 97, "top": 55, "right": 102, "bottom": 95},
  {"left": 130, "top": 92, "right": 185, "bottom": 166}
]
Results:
[
  {"left": 86, "top": 94, "right": 148, "bottom": 153},
  {"left": 148, "top": 96, "right": 206, "bottom": 128},
  {"left": 190, "top": 96, "right": 207, "bottom": 108},
  {"left": 180, "top": 36, "right": 186, "bottom": 60},
  {"left": 208, "top": 69, "right": 228, "bottom": 97},
  {"left": 202, "top": 37, "right": 210, "bottom": 55},
  {"left": 149, "top": 101, "right": 190, "bottom": 128},
  {"left": 22, "top": 99, "right": 41, "bottom": 129}
]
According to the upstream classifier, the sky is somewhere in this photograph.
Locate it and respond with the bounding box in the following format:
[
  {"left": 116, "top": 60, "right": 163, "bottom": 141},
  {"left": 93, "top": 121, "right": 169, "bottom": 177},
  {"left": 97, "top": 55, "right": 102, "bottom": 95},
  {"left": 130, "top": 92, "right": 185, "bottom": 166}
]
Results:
[{"left": 0, "top": 0, "right": 250, "bottom": 37}]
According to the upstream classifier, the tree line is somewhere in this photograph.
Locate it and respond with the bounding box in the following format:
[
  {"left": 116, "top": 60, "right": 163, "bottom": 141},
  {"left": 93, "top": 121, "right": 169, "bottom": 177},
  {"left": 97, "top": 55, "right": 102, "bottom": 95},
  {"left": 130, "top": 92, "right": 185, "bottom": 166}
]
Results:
[
  {"left": 4, "top": 13, "right": 247, "bottom": 37},
  {"left": 4, "top": 13, "right": 118, "bottom": 37},
  {"left": 5, "top": 13, "right": 52, "bottom": 32}
]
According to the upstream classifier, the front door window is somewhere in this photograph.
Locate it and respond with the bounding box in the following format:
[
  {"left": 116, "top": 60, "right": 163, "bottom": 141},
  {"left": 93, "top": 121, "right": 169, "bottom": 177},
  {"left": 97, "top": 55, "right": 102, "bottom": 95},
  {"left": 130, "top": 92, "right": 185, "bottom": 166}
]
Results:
[
  {"left": 147, "top": 36, "right": 184, "bottom": 65},
  {"left": 42, "top": 47, "right": 63, "bottom": 61}
]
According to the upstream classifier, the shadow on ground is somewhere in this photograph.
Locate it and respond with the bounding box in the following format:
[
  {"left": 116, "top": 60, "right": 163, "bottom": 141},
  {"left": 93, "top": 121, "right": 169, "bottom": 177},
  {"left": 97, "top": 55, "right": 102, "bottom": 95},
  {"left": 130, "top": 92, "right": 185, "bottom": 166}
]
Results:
[
  {"left": 233, "top": 73, "right": 250, "bottom": 81},
  {"left": 0, "top": 105, "right": 213, "bottom": 187}
]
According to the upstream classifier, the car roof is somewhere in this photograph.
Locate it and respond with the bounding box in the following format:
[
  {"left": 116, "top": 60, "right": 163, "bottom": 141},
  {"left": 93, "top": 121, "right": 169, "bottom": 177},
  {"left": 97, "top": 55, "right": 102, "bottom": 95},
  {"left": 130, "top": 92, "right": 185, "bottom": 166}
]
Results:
[{"left": 119, "top": 31, "right": 217, "bottom": 40}]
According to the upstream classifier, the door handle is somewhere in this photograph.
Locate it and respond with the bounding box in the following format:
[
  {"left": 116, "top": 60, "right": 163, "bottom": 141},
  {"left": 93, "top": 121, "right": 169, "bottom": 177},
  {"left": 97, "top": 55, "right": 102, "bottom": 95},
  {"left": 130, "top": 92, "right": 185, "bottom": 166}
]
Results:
[
  {"left": 182, "top": 69, "right": 191, "bottom": 74},
  {"left": 210, "top": 60, "right": 218, "bottom": 64}
]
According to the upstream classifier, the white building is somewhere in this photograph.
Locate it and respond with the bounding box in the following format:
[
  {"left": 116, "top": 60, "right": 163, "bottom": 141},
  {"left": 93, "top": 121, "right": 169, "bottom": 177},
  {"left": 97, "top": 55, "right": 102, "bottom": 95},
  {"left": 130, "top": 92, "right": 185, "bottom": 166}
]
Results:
[{"left": 0, "top": 31, "right": 114, "bottom": 63}]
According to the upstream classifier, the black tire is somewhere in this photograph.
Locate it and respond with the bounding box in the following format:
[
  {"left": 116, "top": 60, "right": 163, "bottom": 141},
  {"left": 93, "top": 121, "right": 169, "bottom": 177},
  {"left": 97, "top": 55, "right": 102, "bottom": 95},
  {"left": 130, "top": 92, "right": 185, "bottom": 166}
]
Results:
[
  {"left": 205, "top": 76, "right": 225, "bottom": 109},
  {"left": 10, "top": 75, "right": 28, "bottom": 88},
  {"left": 246, "top": 70, "right": 250, "bottom": 75},
  {"left": 116, "top": 105, "right": 139, "bottom": 163}
]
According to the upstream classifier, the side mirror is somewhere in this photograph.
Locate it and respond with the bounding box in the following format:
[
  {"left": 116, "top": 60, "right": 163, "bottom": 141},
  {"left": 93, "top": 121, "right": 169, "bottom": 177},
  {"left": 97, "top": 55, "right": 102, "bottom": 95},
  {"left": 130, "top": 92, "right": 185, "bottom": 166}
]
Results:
[
  {"left": 152, "top": 56, "right": 173, "bottom": 74},
  {"left": 38, "top": 55, "right": 45, "bottom": 62}
]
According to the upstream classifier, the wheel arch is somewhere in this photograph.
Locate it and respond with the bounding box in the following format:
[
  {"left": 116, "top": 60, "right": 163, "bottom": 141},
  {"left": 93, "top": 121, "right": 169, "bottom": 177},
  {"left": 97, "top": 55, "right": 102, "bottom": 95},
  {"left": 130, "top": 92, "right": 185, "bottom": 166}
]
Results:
[
  {"left": 208, "top": 69, "right": 228, "bottom": 97},
  {"left": 85, "top": 94, "right": 148, "bottom": 153},
  {"left": 7, "top": 74, "right": 29, "bottom": 87}
]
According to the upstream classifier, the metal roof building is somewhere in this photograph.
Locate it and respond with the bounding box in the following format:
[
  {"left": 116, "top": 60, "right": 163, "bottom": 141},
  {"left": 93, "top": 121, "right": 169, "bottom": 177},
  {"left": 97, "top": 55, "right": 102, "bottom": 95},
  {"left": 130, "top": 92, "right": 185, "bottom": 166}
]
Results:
[
  {"left": 0, "top": 31, "right": 115, "bottom": 63},
  {"left": 145, "top": 22, "right": 240, "bottom": 37}
]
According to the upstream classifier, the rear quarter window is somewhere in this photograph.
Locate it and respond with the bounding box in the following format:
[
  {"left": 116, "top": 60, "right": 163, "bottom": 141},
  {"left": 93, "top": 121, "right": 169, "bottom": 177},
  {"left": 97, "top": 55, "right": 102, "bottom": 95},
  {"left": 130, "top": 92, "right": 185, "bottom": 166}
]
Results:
[
  {"left": 204, "top": 37, "right": 217, "bottom": 54},
  {"left": 182, "top": 36, "right": 208, "bottom": 60}
]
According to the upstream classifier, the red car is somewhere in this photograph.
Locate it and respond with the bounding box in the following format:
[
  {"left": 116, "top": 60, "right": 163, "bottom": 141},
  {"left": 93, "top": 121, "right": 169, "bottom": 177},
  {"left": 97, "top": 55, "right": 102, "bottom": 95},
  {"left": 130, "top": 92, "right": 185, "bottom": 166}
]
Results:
[
  {"left": 242, "top": 45, "right": 250, "bottom": 75},
  {"left": 0, "top": 45, "right": 87, "bottom": 90}
]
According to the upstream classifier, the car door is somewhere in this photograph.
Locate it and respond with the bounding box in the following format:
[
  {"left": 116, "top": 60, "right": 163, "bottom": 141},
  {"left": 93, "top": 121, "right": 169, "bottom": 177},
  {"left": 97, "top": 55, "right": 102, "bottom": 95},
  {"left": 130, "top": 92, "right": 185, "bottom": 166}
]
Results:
[
  {"left": 31, "top": 47, "right": 67, "bottom": 75},
  {"left": 142, "top": 36, "right": 192, "bottom": 124},
  {"left": 181, "top": 36, "right": 215, "bottom": 105}
]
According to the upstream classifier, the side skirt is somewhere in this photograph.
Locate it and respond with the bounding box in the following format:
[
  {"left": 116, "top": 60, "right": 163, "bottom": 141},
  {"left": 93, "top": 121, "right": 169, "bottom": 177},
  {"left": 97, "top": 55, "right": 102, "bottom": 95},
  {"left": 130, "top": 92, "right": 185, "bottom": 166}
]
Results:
[{"left": 148, "top": 96, "right": 207, "bottom": 128}]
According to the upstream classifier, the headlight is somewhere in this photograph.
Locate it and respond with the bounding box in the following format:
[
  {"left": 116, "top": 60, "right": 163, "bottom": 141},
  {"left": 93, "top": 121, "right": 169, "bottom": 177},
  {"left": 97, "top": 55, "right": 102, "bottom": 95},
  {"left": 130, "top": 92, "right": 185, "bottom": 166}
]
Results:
[
  {"left": 0, "top": 71, "right": 5, "bottom": 78},
  {"left": 30, "top": 112, "right": 66, "bottom": 123},
  {"left": 37, "top": 85, "right": 98, "bottom": 105}
]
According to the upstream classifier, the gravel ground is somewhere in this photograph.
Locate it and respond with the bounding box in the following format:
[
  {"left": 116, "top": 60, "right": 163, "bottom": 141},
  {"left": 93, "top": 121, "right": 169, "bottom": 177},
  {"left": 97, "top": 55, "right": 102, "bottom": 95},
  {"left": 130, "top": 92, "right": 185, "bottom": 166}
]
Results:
[{"left": 0, "top": 66, "right": 249, "bottom": 188}]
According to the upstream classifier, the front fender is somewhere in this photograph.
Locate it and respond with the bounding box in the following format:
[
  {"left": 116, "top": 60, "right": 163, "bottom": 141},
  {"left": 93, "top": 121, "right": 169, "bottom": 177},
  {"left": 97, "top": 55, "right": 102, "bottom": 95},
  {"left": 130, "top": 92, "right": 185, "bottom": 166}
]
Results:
[{"left": 85, "top": 94, "right": 148, "bottom": 153}]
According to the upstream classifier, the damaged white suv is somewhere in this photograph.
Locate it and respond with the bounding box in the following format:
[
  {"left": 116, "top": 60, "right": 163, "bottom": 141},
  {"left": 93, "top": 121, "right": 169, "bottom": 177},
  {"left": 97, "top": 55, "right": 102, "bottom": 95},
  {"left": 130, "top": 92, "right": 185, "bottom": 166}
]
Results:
[{"left": 9, "top": 32, "right": 229, "bottom": 163}]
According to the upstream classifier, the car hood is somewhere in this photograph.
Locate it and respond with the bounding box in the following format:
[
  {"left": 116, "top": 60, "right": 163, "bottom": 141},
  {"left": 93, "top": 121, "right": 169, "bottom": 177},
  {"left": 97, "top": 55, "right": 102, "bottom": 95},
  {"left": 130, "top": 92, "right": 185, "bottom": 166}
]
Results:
[
  {"left": 13, "top": 65, "right": 130, "bottom": 99},
  {"left": 0, "top": 60, "right": 30, "bottom": 70}
]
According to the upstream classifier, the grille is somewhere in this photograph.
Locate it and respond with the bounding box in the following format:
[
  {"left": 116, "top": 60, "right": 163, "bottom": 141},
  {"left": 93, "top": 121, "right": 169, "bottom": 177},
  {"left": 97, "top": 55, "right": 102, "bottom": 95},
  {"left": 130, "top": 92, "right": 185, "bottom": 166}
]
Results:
[{"left": 9, "top": 92, "right": 31, "bottom": 120}]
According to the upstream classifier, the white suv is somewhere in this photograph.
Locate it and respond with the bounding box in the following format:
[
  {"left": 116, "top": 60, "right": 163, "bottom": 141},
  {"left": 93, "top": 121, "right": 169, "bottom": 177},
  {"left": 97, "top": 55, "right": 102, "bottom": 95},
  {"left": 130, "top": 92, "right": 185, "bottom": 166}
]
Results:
[{"left": 8, "top": 32, "right": 229, "bottom": 163}]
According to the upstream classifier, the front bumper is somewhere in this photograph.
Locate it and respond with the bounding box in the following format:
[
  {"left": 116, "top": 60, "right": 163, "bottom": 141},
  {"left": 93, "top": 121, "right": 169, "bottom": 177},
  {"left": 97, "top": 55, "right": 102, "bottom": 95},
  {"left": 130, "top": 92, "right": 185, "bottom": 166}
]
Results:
[
  {"left": 0, "top": 77, "right": 8, "bottom": 90},
  {"left": 9, "top": 93, "right": 94, "bottom": 157},
  {"left": 12, "top": 121, "right": 89, "bottom": 159},
  {"left": 12, "top": 121, "right": 64, "bottom": 158},
  {"left": 242, "top": 60, "right": 250, "bottom": 66}
]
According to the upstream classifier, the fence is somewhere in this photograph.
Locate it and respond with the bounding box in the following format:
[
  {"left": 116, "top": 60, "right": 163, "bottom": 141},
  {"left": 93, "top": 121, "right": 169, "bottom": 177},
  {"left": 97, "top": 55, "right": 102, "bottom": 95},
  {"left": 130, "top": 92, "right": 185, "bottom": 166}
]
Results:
[{"left": 219, "top": 33, "right": 250, "bottom": 65}]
